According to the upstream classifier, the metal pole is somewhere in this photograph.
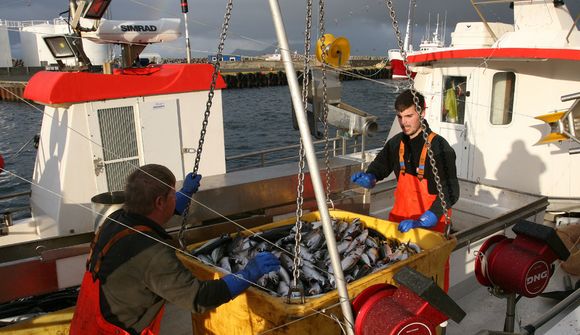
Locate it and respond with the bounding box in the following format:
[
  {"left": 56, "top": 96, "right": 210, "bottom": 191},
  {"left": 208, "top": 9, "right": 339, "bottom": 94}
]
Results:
[
  {"left": 469, "top": 0, "right": 498, "bottom": 41},
  {"left": 522, "top": 287, "right": 580, "bottom": 334},
  {"left": 503, "top": 293, "right": 517, "bottom": 332},
  {"left": 180, "top": 0, "right": 192, "bottom": 63},
  {"left": 267, "top": 1, "right": 355, "bottom": 334}
]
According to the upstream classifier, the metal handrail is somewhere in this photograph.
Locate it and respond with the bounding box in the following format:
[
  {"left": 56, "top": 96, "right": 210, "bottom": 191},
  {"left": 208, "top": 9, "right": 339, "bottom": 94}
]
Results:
[
  {"left": 1, "top": 206, "right": 30, "bottom": 215},
  {"left": 228, "top": 148, "right": 338, "bottom": 172},
  {"left": 226, "top": 136, "right": 343, "bottom": 160},
  {"left": 225, "top": 134, "right": 386, "bottom": 171},
  {"left": 0, "top": 192, "right": 31, "bottom": 225}
]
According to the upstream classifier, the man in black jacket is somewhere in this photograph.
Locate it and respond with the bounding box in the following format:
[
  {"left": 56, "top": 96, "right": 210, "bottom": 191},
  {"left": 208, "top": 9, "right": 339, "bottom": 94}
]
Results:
[
  {"left": 351, "top": 89, "right": 459, "bottom": 234},
  {"left": 70, "top": 164, "right": 279, "bottom": 335}
]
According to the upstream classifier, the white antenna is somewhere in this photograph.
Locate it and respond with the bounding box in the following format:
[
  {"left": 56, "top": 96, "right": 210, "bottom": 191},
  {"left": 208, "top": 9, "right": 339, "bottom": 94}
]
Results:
[
  {"left": 443, "top": 11, "right": 447, "bottom": 46},
  {"left": 426, "top": 13, "right": 431, "bottom": 43},
  {"left": 434, "top": 13, "right": 440, "bottom": 41},
  {"left": 403, "top": 0, "right": 416, "bottom": 52}
]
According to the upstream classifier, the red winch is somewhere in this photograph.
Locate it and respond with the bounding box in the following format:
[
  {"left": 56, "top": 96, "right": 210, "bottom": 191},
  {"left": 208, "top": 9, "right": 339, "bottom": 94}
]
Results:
[
  {"left": 475, "top": 220, "right": 570, "bottom": 297},
  {"left": 353, "top": 267, "right": 465, "bottom": 335}
]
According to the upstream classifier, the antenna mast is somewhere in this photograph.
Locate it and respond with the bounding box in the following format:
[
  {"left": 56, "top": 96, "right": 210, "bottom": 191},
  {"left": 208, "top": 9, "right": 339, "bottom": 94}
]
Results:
[{"left": 403, "top": 0, "right": 416, "bottom": 51}]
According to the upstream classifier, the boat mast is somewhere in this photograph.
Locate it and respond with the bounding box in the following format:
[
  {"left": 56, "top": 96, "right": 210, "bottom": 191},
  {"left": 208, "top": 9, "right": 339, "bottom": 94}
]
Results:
[
  {"left": 443, "top": 11, "right": 447, "bottom": 46},
  {"left": 434, "top": 13, "right": 440, "bottom": 43},
  {"left": 267, "top": 1, "right": 355, "bottom": 334},
  {"left": 403, "top": 0, "right": 416, "bottom": 51},
  {"left": 180, "top": 0, "right": 192, "bottom": 63}
]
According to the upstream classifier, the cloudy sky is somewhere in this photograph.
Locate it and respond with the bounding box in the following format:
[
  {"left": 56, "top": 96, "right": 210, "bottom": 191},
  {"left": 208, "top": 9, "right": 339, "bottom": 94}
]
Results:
[{"left": 1, "top": 0, "right": 579, "bottom": 58}]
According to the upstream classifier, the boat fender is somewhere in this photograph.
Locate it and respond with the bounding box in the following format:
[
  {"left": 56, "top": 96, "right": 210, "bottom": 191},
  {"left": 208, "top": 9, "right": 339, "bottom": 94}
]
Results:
[{"left": 0, "top": 153, "right": 4, "bottom": 172}]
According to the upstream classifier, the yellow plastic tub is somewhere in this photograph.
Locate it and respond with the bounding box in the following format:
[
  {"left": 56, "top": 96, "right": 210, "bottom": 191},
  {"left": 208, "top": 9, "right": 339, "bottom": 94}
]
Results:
[{"left": 177, "top": 210, "right": 456, "bottom": 335}]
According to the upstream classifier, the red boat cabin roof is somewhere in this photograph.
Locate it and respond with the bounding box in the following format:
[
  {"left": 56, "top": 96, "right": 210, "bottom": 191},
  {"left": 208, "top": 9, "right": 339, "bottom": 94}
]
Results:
[
  {"left": 24, "top": 64, "right": 227, "bottom": 105},
  {"left": 407, "top": 48, "right": 580, "bottom": 64}
]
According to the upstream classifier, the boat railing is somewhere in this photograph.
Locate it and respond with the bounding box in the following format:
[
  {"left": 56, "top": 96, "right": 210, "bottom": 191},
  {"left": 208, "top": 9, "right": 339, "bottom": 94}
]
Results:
[
  {"left": 0, "top": 18, "right": 68, "bottom": 29},
  {"left": 0, "top": 191, "right": 31, "bottom": 231},
  {"left": 226, "top": 131, "right": 387, "bottom": 172}
]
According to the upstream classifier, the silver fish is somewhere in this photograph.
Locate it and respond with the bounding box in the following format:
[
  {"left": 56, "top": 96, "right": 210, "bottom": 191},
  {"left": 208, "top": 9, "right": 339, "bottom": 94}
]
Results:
[
  {"left": 279, "top": 253, "right": 296, "bottom": 273},
  {"left": 360, "top": 253, "right": 372, "bottom": 267},
  {"left": 341, "top": 245, "right": 366, "bottom": 272},
  {"left": 278, "top": 266, "right": 291, "bottom": 284},
  {"left": 365, "top": 235, "right": 380, "bottom": 249},
  {"left": 366, "top": 247, "right": 379, "bottom": 264},
  {"left": 302, "top": 264, "right": 326, "bottom": 285},
  {"left": 335, "top": 220, "right": 348, "bottom": 236},
  {"left": 192, "top": 234, "right": 232, "bottom": 256},
  {"left": 337, "top": 240, "right": 351, "bottom": 254},
  {"left": 307, "top": 281, "right": 322, "bottom": 295},
  {"left": 407, "top": 241, "right": 421, "bottom": 254},
  {"left": 299, "top": 246, "right": 315, "bottom": 262},
  {"left": 277, "top": 281, "right": 290, "bottom": 296},
  {"left": 304, "top": 228, "right": 323, "bottom": 250},
  {"left": 218, "top": 257, "right": 231, "bottom": 273},
  {"left": 211, "top": 245, "right": 225, "bottom": 264},
  {"left": 342, "top": 220, "right": 361, "bottom": 238},
  {"left": 344, "top": 229, "right": 369, "bottom": 254}
]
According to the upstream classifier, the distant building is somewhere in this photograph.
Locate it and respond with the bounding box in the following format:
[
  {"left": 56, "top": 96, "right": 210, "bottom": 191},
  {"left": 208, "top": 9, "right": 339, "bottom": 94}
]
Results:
[
  {"left": 208, "top": 54, "right": 241, "bottom": 62},
  {"left": 261, "top": 48, "right": 281, "bottom": 61},
  {"left": 0, "top": 22, "right": 12, "bottom": 67},
  {"left": 264, "top": 53, "right": 281, "bottom": 61},
  {"left": 139, "top": 52, "right": 162, "bottom": 65}
]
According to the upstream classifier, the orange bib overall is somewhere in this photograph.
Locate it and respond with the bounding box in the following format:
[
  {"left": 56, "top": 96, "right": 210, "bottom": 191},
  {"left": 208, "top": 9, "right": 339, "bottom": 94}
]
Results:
[{"left": 387, "top": 132, "right": 451, "bottom": 290}]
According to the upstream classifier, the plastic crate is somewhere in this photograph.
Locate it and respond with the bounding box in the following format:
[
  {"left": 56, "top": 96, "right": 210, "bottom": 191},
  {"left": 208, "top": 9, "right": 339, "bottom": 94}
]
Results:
[{"left": 177, "top": 210, "right": 456, "bottom": 334}]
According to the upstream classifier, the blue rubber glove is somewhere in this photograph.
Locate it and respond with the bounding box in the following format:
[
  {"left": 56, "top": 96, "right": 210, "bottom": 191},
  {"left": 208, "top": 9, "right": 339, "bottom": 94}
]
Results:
[
  {"left": 222, "top": 252, "right": 281, "bottom": 297},
  {"left": 175, "top": 173, "right": 202, "bottom": 215},
  {"left": 351, "top": 172, "right": 377, "bottom": 189},
  {"left": 398, "top": 210, "right": 438, "bottom": 233}
]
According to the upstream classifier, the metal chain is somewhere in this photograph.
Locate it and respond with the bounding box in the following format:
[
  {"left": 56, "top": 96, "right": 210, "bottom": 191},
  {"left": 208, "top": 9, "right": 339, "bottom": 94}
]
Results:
[
  {"left": 319, "top": 0, "right": 332, "bottom": 205},
  {"left": 178, "top": 0, "right": 234, "bottom": 250},
  {"left": 384, "top": 0, "right": 451, "bottom": 237},
  {"left": 291, "top": 0, "right": 314, "bottom": 293}
]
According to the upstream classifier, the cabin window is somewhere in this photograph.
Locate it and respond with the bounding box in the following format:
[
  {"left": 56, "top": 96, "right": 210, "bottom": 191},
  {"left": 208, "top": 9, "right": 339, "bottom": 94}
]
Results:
[
  {"left": 490, "top": 72, "right": 516, "bottom": 125},
  {"left": 441, "top": 75, "right": 467, "bottom": 124}
]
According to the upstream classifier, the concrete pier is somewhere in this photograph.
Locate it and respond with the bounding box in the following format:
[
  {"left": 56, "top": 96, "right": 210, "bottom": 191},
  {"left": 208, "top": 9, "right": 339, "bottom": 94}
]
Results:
[{"left": 0, "top": 82, "right": 26, "bottom": 102}]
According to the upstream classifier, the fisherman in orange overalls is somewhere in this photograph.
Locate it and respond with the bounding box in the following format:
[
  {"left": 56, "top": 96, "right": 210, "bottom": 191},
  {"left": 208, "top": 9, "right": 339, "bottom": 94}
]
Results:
[
  {"left": 351, "top": 89, "right": 459, "bottom": 291},
  {"left": 70, "top": 164, "right": 279, "bottom": 335}
]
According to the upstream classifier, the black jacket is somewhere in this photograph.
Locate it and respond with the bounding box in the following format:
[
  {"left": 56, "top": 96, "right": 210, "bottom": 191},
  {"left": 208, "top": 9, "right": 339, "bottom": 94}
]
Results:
[{"left": 366, "top": 127, "right": 460, "bottom": 217}]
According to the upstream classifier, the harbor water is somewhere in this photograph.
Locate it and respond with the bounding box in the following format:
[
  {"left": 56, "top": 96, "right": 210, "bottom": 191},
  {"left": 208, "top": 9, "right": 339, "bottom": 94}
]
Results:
[{"left": 0, "top": 79, "right": 401, "bottom": 219}]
